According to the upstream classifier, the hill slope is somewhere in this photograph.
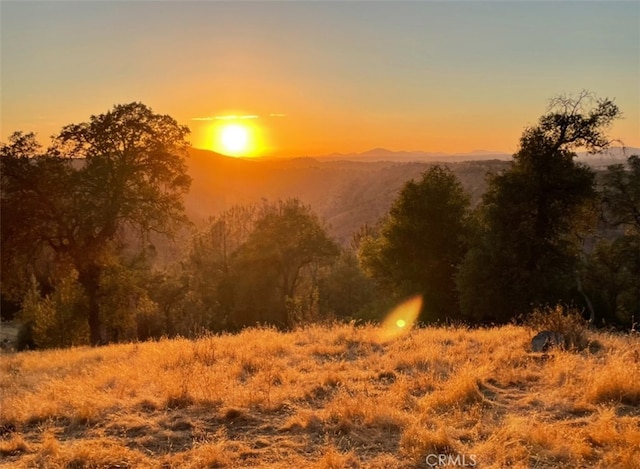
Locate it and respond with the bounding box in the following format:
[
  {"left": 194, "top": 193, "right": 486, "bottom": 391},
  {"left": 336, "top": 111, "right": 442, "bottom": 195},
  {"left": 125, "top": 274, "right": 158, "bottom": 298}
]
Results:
[
  {"left": 185, "top": 149, "right": 510, "bottom": 244},
  {"left": 184, "top": 146, "right": 637, "bottom": 244},
  {"left": 1, "top": 324, "right": 638, "bottom": 468}
]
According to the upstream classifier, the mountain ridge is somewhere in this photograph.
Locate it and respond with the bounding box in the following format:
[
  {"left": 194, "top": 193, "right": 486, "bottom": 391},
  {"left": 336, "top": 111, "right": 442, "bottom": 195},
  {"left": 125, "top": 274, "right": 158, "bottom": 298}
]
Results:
[{"left": 184, "top": 146, "right": 638, "bottom": 244}]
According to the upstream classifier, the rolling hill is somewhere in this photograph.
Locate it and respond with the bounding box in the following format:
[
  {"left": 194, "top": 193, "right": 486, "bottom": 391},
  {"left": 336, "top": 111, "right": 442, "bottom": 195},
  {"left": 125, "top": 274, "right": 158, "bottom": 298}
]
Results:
[{"left": 185, "top": 149, "right": 510, "bottom": 245}]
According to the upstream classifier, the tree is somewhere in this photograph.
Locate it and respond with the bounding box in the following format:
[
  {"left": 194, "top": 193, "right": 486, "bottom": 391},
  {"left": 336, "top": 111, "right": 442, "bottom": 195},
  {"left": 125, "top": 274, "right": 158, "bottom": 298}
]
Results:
[
  {"left": 318, "top": 249, "right": 376, "bottom": 320},
  {"left": 176, "top": 203, "right": 265, "bottom": 333},
  {"left": 583, "top": 154, "right": 640, "bottom": 326},
  {"left": 19, "top": 272, "right": 89, "bottom": 349},
  {"left": 230, "top": 199, "right": 340, "bottom": 328},
  {"left": 1, "top": 103, "right": 191, "bottom": 345},
  {"left": 583, "top": 236, "right": 639, "bottom": 326},
  {"left": 601, "top": 154, "right": 640, "bottom": 232},
  {"left": 457, "top": 92, "right": 620, "bottom": 322},
  {"left": 171, "top": 199, "right": 340, "bottom": 331},
  {"left": 1, "top": 133, "right": 75, "bottom": 303},
  {"left": 359, "top": 165, "right": 472, "bottom": 321}
]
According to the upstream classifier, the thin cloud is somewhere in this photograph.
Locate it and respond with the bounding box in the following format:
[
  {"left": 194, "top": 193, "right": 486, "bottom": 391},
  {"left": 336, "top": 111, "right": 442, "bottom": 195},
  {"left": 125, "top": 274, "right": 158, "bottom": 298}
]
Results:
[
  {"left": 217, "top": 115, "right": 259, "bottom": 120},
  {"left": 191, "top": 115, "right": 260, "bottom": 121},
  {"left": 192, "top": 113, "right": 285, "bottom": 121}
]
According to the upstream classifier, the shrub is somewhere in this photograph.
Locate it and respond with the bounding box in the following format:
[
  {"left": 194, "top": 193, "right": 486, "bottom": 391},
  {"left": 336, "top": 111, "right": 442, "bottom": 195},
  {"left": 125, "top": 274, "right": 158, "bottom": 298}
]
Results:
[{"left": 525, "top": 305, "right": 590, "bottom": 351}]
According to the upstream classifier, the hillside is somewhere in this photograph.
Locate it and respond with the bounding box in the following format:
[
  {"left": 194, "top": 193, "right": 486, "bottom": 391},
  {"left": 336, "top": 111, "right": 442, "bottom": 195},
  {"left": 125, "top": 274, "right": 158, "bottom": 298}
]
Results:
[
  {"left": 184, "top": 146, "right": 637, "bottom": 245},
  {"left": 1, "top": 323, "right": 638, "bottom": 468},
  {"left": 185, "top": 149, "right": 510, "bottom": 244}
]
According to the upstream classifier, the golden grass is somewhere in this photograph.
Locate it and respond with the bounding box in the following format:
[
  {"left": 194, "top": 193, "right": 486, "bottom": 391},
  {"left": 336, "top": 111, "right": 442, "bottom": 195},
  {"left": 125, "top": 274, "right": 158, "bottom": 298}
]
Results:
[{"left": 0, "top": 324, "right": 638, "bottom": 468}]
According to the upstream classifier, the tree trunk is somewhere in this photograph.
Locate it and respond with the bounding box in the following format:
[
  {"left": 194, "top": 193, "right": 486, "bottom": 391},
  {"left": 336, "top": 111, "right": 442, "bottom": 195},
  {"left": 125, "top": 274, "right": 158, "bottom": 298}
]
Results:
[{"left": 78, "top": 265, "right": 103, "bottom": 346}]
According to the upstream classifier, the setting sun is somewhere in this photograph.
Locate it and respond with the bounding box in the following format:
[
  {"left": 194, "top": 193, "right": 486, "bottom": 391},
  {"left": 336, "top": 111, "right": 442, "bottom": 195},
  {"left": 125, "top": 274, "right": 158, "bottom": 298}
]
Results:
[
  {"left": 207, "top": 119, "right": 266, "bottom": 157},
  {"left": 220, "top": 124, "right": 249, "bottom": 154}
]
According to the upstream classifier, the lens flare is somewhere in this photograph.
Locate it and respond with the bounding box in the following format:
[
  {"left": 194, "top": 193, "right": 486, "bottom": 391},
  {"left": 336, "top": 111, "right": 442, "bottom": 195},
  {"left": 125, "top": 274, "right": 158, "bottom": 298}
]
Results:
[{"left": 379, "top": 295, "right": 423, "bottom": 342}]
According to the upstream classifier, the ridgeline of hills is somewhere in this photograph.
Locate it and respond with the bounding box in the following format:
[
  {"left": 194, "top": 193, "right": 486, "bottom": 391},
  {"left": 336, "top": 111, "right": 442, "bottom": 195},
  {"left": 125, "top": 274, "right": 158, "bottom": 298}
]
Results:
[{"left": 185, "top": 146, "right": 637, "bottom": 245}]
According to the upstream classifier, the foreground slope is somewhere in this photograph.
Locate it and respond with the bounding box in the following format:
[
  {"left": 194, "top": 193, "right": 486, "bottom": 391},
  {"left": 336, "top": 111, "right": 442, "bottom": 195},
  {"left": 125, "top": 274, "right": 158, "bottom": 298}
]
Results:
[{"left": 1, "top": 324, "right": 639, "bottom": 468}]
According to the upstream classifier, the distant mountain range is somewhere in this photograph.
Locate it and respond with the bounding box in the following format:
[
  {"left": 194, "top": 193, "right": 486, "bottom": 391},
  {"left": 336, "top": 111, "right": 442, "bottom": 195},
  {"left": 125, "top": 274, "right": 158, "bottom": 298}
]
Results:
[
  {"left": 184, "top": 145, "right": 638, "bottom": 244},
  {"left": 575, "top": 146, "right": 640, "bottom": 168},
  {"left": 309, "top": 146, "right": 639, "bottom": 165},
  {"left": 185, "top": 148, "right": 509, "bottom": 244},
  {"left": 185, "top": 145, "right": 638, "bottom": 246},
  {"left": 314, "top": 147, "right": 511, "bottom": 162}
]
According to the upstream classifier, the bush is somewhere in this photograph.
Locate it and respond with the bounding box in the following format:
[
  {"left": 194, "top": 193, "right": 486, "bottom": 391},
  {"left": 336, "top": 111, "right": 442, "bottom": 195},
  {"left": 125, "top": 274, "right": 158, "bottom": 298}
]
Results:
[
  {"left": 525, "top": 305, "right": 591, "bottom": 351},
  {"left": 19, "top": 274, "right": 89, "bottom": 349}
]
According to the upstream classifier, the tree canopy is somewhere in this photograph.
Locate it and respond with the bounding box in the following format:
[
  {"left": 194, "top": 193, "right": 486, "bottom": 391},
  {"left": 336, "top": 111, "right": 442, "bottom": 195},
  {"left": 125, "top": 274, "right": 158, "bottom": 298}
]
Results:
[
  {"left": 1, "top": 103, "right": 191, "bottom": 344},
  {"left": 359, "top": 165, "right": 472, "bottom": 321},
  {"left": 457, "top": 92, "right": 621, "bottom": 322}
]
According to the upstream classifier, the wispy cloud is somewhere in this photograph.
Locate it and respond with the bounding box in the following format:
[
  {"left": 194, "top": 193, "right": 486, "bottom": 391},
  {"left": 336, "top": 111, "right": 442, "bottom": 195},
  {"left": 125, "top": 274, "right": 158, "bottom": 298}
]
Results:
[
  {"left": 269, "top": 113, "right": 287, "bottom": 118},
  {"left": 191, "top": 115, "right": 260, "bottom": 121},
  {"left": 217, "top": 115, "right": 259, "bottom": 120}
]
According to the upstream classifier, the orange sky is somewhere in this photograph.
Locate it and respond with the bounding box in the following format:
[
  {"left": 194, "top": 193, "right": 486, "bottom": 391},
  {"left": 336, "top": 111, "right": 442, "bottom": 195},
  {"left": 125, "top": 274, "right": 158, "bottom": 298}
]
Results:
[{"left": 2, "top": 2, "right": 638, "bottom": 158}]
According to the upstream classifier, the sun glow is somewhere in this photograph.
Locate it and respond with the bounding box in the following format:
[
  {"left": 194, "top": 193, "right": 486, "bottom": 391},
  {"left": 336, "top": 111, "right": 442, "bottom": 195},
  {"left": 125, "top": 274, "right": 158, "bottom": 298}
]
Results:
[
  {"left": 208, "top": 119, "right": 265, "bottom": 157},
  {"left": 221, "top": 124, "right": 249, "bottom": 154}
]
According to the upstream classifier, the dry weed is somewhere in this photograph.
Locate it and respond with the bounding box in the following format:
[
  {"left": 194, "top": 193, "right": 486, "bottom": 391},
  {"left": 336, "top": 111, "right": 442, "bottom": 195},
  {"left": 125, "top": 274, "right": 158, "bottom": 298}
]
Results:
[{"left": 0, "top": 323, "right": 637, "bottom": 468}]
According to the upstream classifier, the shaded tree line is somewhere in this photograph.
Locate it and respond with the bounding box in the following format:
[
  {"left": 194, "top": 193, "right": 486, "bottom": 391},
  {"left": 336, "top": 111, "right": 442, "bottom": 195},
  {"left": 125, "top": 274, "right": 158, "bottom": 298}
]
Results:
[
  {"left": 359, "top": 92, "right": 638, "bottom": 327},
  {"left": 2, "top": 94, "right": 638, "bottom": 350}
]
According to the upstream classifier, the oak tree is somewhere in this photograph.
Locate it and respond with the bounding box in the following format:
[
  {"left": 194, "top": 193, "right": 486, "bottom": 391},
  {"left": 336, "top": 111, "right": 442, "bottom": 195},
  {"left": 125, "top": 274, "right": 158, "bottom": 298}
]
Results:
[
  {"left": 457, "top": 92, "right": 620, "bottom": 321},
  {"left": 1, "top": 103, "right": 191, "bottom": 345}
]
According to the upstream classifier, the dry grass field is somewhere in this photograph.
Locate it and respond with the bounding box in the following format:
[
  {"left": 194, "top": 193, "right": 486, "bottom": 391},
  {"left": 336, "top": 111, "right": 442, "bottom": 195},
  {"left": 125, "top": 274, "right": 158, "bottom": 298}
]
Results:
[{"left": 1, "top": 321, "right": 639, "bottom": 468}]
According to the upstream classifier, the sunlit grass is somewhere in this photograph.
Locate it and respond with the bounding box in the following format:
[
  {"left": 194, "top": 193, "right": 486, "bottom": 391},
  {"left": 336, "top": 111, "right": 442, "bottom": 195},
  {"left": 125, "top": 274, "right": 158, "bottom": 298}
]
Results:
[{"left": 1, "top": 324, "right": 638, "bottom": 468}]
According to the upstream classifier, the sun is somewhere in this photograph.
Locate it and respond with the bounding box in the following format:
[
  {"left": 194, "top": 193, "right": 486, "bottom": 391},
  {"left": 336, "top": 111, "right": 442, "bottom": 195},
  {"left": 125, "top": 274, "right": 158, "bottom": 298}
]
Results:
[
  {"left": 220, "top": 124, "right": 249, "bottom": 155},
  {"left": 207, "top": 119, "right": 266, "bottom": 157}
]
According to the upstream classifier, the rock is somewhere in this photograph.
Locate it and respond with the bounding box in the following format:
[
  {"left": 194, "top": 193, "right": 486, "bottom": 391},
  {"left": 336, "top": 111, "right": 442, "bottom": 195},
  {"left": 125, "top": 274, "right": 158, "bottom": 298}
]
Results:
[{"left": 531, "top": 331, "right": 565, "bottom": 352}]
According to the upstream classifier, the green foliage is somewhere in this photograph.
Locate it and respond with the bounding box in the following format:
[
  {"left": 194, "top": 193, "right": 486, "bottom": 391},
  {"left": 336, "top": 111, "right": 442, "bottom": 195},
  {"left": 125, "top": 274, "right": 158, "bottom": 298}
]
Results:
[
  {"left": 359, "top": 165, "right": 472, "bottom": 321},
  {"left": 584, "top": 155, "right": 640, "bottom": 327},
  {"left": 318, "top": 250, "right": 376, "bottom": 320},
  {"left": 171, "top": 199, "right": 340, "bottom": 332},
  {"left": 458, "top": 92, "right": 618, "bottom": 322},
  {"left": 0, "top": 133, "right": 75, "bottom": 303},
  {"left": 286, "top": 287, "right": 322, "bottom": 326},
  {"left": 19, "top": 274, "right": 89, "bottom": 349},
  {"left": 583, "top": 235, "right": 640, "bottom": 327},
  {"left": 99, "top": 251, "right": 161, "bottom": 342},
  {"left": 229, "top": 199, "right": 340, "bottom": 328},
  {"left": 1, "top": 103, "right": 191, "bottom": 345}
]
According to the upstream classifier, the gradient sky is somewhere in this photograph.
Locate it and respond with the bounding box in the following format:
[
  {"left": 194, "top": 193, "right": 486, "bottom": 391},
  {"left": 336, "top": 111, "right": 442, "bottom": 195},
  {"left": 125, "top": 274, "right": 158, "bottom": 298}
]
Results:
[{"left": 2, "top": 1, "right": 638, "bottom": 157}]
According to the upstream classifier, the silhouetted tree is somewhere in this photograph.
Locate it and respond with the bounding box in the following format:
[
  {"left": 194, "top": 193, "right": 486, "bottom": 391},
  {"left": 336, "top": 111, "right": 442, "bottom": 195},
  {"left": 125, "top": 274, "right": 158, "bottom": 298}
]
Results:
[
  {"left": 359, "top": 165, "right": 472, "bottom": 321},
  {"left": 172, "top": 200, "right": 339, "bottom": 331},
  {"left": 601, "top": 154, "right": 640, "bottom": 232},
  {"left": 583, "top": 236, "right": 639, "bottom": 326},
  {"left": 457, "top": 91, "right": 620, "bottom": 322},
  {"left": 231, "top": 199, "right": 340, "bottom": 328},
  {"left": 1, "top": 103, "right": 191, "bottom": 345},
  {"left": 583, "top": 155, "right": 640, "bottom": 326}
]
